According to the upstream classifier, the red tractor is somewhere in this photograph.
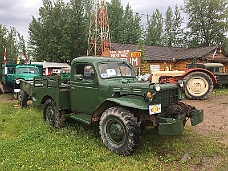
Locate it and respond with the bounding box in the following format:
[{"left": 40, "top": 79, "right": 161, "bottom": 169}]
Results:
[{"left": 150, "top": 67, "right": 217, "bottom": 100}]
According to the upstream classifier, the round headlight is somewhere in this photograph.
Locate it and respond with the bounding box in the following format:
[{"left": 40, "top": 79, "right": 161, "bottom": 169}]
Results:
[
  {"left": 155, "top": 83, "right": 161, "bottom": 91},
  {"left": 16, "top": 79, "right": 20, "bottom": 84},
  {"left": 147, "top": 92, "right": 153, "bottom": 99},
  {"left": 178, "top": 80, "right": 184, "bottom": 88}
]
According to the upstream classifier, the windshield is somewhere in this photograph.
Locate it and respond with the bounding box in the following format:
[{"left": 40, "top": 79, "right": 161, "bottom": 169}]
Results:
[
  {"left": 207, "top": 67, "right": 224, "bottom": 73},
  {"left": 16, "top": 67, "right": 39, "bottom": 74},
  {"left": 98, "top": 62, "right": 135, "bottom": 78}
]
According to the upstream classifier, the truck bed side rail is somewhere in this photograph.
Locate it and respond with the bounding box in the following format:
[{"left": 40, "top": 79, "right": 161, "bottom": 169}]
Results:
[{"left": 33, "top": 76, "right": 62, "bottom": 88}]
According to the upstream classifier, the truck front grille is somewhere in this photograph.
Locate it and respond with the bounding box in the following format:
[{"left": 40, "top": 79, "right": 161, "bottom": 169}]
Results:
[{"left": 154, "top": 88, "right": 179, "bottom": 112}]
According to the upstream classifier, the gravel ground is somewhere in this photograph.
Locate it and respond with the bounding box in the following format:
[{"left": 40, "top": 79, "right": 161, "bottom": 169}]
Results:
[{"left": 182, "top": 94, "right": 228, "bottom": 146}]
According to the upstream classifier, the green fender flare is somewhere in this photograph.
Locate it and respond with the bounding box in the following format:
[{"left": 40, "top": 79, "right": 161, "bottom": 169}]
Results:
[{"left": 105, "top": 97, "right": 149, "bottom": 110}]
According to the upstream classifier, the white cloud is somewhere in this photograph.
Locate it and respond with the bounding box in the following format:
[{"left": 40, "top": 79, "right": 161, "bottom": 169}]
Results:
[{"left": 0, "top": 0, "right": 185, "bottom": 42}]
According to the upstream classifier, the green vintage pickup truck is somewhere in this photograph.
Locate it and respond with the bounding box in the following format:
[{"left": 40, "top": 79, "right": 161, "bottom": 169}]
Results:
[{"left": 19, "top": 56, "right": 204, "bottom": 156}]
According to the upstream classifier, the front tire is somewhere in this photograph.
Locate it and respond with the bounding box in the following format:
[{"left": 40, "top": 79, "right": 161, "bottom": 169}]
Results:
[
  {"left": 99, "top": 106, "right": 141, "bottom": 156},
  {"left": 43, "top": 99, "right": 65, "bottom": 128},
  {"left": 184, "top": 72, "right": 213, "bottom": 100}
]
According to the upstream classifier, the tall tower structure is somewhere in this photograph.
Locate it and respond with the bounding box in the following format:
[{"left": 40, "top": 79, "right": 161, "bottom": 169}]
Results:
[{"left": 87, "top": 0, "right": 111, "bottom": 56}]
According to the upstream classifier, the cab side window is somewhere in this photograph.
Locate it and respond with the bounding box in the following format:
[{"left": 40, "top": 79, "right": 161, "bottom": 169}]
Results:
[
  {"left": 75, "top": 64, "right": 95, "bottom": 80},
  {"left": 84, "top": 65, "right": 95, "bottom": 80}
]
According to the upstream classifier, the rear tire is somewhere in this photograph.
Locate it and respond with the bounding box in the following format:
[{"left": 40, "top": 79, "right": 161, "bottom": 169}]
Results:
[
  {"left": 18, "top": 91, "right": 28, "bottom": 108},
  {"left": 43, "top": 99, "right": 65, "bottom": 128},
  {"left": 3, "top": 84, "right": 13, "bottom": 93},
  {"left": 99, "top": 106, "right": 141, "bottom": 156},
  {"left": 14, "top": 92, "right": 19, "bottom": 100},
  {"left": 184, "top": 72, "right": 213, "bottom": 100}
]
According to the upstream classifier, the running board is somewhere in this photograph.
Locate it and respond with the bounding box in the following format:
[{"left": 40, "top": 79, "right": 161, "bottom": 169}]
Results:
[{"left": 70, "top": 114, "right": 91, "bottom": 125}]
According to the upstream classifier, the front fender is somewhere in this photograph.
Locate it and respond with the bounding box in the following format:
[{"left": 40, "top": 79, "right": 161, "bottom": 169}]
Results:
[
  {"left": 106, "top": 96, "right": 148, "bottom": 110},
  {"left": 184, "top": 68, "right": 217, "bottom": 83}
]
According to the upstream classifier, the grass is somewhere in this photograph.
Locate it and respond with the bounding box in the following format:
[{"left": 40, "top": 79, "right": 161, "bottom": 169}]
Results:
[
  {"left": 211, "top": 86, "right": 228, "bottom": 96},
  {"left": 0, "top": 93, "right": 227, "bottom": 171}
]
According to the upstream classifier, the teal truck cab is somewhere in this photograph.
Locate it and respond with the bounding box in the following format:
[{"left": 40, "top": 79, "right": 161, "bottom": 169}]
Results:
[
  {"left": 1, "top": 63, "right": 42, "bottom": 98},
  {"left": 19, "top": 56, "right": 204, "bottom": 155}
]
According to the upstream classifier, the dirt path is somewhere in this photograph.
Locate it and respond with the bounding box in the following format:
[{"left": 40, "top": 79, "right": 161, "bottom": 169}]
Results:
[{"left": 182, "top": 94, "right": 228, "bottom": 145}]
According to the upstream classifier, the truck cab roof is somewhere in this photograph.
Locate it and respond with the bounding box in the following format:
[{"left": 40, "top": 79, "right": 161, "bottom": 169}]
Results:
[
  {"left": 186, "top": 62, "right": 224, "bottom": 69},
  {"left": 72, "top": 56, "right": 126, "bottom": 64}
]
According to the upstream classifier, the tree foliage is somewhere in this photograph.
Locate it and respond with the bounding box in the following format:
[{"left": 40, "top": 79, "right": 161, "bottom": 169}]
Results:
[
  {"left": 144, "top": 9, "right": 163, "bottom": 46},
  {"left": 107, "top": 1, "right": 141, "bottom": 44},
  {"left": 184, "top": 0, "right": 228, "bottom": 48},
  {"left": 121, "top": 3, "right": 142, "bottom": 44},
  {"left": 164, "top": 6, "right": 173, "bottom": 47},
  {"left": 107, "top": 0, "right": 124, "bottom": 43},
  {"left": 0, "top": 24, "right": 26, "bottom": 64},
  {"left": 28, "top": 0, "right": 90, "bottom": 62},
  {"left": 13, "top": 0, "right": 228, "bottom": 63},
  {"left": 163, "top": 5, "right": 184, "bottom": 47}
]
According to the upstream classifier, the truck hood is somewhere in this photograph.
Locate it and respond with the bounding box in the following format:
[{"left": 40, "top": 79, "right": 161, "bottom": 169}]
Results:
[
  {"left": 107, "top": 78, "right": 177, "bottom": 97},
  {"left": 16, "top": 73, "right": 40, "bottom": 81}
]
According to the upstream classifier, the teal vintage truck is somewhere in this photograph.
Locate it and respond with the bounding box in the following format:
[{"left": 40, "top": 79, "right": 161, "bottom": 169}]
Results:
[
  {"left": 1, "top": 63, "right": 43, "bottom": 98},
  {"left": 19, "top": 56, "right": 204, "bottom": 156}
]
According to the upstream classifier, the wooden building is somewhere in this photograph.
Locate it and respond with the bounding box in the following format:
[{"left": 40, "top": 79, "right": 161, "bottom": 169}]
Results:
[{"left": 111, "top": 43, "right": 228, "bottom": 74}]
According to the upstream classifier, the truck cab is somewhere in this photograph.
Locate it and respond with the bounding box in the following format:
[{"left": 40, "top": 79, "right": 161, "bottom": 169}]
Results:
[{"left": 1, "top": 64, "right": 41, "bottom": 97}]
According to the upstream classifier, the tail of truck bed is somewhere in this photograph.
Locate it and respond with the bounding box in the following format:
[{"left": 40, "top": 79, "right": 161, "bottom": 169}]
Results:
[
  {"left": 19, "top": 76, "right": 70, "bottom": 109},
  {"left": 20, "top": 76, "right": 69, "bottom": 97}
]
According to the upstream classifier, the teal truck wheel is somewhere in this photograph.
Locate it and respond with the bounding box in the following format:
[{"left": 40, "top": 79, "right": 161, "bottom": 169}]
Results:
[
  {"left": 43, "top": 99, "right": 65, "bottom": 128},
  {"left": 99, "top": 107, "right": 141, "bottom": 156}
]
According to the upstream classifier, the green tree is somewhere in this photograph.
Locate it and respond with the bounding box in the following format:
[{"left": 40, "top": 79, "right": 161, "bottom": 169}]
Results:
[
  {"left": 164, "top": 6, "right": 173, "bottom": 47},
  {"left": 28, "top": 0, "right": 90, "bottom": 62},
  {"left": 107, "top": 0, "right": 124, "bottom": 43},
  {"left": 121, "top": 3, "right": 142, "bottom": 44},
  {"left": 66, "top": 0, "right": 90, "bottom": 60},
  {"left": 184, "top": 0, "right": 228, "bottom": 48},
  {"left": 163, "top": 5, "right": 184, "bottom": 47},
  {"left": 144, "top": 9, "right": 163, "bottom": 46},
  {"left": 0, "top": 24, "right": 7, "bottom": 63},
  {"left": 172, "top": 5, "right": 184, "bottom": 47},
  {"left": 0, "top": 25, "right": 25, "bottom": 63},
  {"left": 108, "top": 1, "right": 142, "bottom": 44},
  {"left": 137, "top": 40, "right": 146, "bottom": 64}
]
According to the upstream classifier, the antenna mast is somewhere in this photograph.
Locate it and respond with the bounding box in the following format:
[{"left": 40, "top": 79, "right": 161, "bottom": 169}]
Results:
[{"left": 87, "top": 0, "right": 111, "bottom": 56}]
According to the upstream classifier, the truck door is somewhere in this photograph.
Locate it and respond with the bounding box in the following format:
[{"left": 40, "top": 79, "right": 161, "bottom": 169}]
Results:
[{"left": 70, "top": 63, "right": 98, "bottom": 114}]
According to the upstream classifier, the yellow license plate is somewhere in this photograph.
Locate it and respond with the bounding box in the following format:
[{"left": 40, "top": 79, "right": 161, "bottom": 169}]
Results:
[{"left": 149, "top": 104, "right": 161, "bottom": 115}]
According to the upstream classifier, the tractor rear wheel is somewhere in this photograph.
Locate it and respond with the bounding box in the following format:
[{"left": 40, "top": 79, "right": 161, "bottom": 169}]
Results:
[{"left": 184, "top": 71, "right": 213, "bottom": 100}]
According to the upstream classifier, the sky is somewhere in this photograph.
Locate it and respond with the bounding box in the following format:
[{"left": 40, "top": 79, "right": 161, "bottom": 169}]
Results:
[{"left": 0, "top": 0, "right": 185, "bottom": 42}]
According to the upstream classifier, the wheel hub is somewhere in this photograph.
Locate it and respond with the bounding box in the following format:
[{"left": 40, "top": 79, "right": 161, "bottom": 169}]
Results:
[
  {"left": 191, "top": 82, "right": 202, "bottom": 92},
  {"left": 188, "top": 77, "right": 208, "bottom": 95},
  {"left": 46, "top": 107, "right": 54, "bottom": 123},
  {"left": 107, "top": 119, "right": 125, "bottom": 145},
  {"left": 109, "top": 123, "right": 124, "bottom": 142}
]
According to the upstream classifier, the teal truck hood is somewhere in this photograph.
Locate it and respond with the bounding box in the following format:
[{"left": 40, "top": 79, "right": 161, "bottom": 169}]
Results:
[{"left": 16, "top": 73, "right": 40, "bottom": 81}]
